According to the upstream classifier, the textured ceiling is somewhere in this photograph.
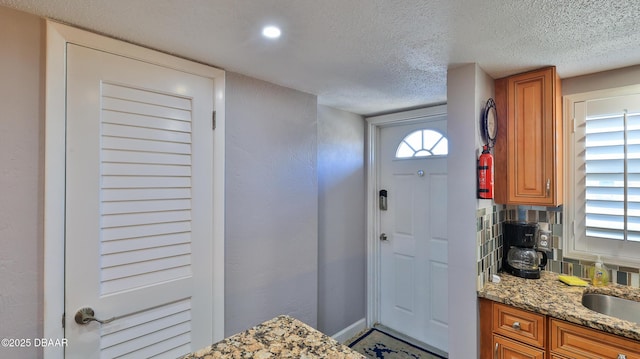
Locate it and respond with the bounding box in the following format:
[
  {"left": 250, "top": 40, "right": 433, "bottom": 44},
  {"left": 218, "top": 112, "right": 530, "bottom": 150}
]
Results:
[{"left": 2, "top": 0, "right": 640, "bottom": 115}]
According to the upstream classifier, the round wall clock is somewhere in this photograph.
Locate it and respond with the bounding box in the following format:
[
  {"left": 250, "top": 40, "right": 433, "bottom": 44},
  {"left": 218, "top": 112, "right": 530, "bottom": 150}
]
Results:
[{"left": 483, "top": 98, "right": 497, "bottom": 148}]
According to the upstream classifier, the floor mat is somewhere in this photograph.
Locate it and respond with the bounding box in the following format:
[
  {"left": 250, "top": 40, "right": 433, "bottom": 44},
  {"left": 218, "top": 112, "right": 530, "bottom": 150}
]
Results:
[{"left": 347, "top": 328, "right": 446, "bottom": 359}]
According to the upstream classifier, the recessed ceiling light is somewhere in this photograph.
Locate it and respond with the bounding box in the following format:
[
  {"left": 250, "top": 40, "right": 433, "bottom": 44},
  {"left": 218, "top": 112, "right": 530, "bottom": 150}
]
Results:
[{"left": 262, "top": 26, "right": 281, "bottom": 39}]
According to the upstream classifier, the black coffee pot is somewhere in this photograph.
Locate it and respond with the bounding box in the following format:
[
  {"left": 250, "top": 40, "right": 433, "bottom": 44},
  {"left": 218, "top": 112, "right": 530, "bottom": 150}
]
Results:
[{"left": 502, "top": 221, "right": 547, "bottom": 279}]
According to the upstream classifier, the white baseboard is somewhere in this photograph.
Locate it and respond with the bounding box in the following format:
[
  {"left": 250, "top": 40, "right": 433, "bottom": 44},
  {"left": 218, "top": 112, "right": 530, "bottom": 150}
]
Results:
[{"left": 331, "top": 318, "right": 367, "bottom": 344}]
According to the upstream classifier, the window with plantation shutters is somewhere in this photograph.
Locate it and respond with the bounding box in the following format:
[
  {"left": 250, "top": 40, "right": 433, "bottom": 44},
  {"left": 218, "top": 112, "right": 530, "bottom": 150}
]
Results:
[
  {"left": 567, "top": 90, "right": 640, "bottom": 266},
  {"left": 583, "top": 111, "right": 640, "bottom": 241}
]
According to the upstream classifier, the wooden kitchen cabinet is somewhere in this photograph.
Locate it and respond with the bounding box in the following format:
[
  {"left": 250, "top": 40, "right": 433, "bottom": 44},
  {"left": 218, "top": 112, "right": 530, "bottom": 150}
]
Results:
[
  {"left": 481, "top": 299, "right": 640, "bottom": 359},
  {"left": 494, "top": 335, "right": 546, "bottom": 359},
  {"left": 494, "top": 66, "right": 563, "bottom": 206},
  {"left": 550, "top": 319, "right": 640, "bottom": 359},
  {"left": 494, "top": 302, "right": 546, "bottom": 348},
  {"left": 480, "top": 299, "right": 547, "bottom": 359}
]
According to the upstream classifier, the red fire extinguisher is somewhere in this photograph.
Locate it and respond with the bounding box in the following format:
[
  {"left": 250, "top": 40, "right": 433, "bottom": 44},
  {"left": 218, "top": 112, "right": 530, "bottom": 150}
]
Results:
[{"left": 478, "top": 145, "right": 493, "bottom": 199}]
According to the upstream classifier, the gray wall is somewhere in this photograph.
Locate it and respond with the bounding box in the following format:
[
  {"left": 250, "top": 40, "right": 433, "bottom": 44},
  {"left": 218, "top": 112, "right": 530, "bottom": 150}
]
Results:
[
  {"left": 563, "top": 64, "right": 640, "bottom": 96},
  {"left": 0, "top": 7, "right": 44, "bottom": 358},
  {"left": 317, "top": 105, "right": 366, "bottom": 336},
  {"left": 224, "top": 72, "right": 319, "bottom": 336},
  {"left": 447, "top": 63, "right": 493, "bottom": 359}
]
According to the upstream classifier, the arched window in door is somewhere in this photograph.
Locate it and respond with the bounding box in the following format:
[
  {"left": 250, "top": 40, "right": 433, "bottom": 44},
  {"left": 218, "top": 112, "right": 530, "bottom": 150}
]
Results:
[{"left": 395, "top": 129, "right": 448, "bottom": 159}]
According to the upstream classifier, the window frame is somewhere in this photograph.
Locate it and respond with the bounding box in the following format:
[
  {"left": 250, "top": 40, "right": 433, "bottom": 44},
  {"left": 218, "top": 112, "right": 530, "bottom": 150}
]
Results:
[
  {"left": 564, "top": 84, "right": 640, "bottom": 267},
  {"left": 394, "top": 129, "right": 448, "bottom": 159}
]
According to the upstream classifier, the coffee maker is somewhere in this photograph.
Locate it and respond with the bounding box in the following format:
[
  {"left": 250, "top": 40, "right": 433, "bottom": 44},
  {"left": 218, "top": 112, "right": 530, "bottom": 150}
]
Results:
[{"left": 502, "top": 221, "right": 547, "bottom": 279}]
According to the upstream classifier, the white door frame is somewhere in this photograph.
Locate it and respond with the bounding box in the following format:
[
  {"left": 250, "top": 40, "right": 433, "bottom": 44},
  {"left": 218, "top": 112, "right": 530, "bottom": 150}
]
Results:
[
  {"left": 365, "top": 105, "right": 447, "bottom": 328},
  {"left": 43, "top": 21, "right": 225, "bottom": 358}
]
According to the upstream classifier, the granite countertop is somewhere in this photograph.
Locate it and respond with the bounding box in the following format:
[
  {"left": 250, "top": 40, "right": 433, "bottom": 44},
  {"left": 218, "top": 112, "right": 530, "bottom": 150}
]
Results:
[
  {"left": 179, "top": 315, "right": 366, "bottom": 359},
  {"left": 478, "top": 271, "right": 640, "bottom": 341}
]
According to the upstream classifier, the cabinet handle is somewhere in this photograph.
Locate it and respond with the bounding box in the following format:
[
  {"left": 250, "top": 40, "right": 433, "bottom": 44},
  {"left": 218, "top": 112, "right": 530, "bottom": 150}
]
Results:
[
  {"left": 494, "top": 342, "right": 499, "bottom": 359},
  {"left": 618, "top": 354, "right": 627, "bottom": 359},
  {"left": 546, "top": 179, "right": 550, "bottom": 196},
  {"left": 512, "top": 321, "right": 521, "bottom": 330}
]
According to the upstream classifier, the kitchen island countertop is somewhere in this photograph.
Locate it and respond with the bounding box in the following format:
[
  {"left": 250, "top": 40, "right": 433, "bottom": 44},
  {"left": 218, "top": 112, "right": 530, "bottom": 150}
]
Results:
[
  {"left": 179, "top": 315, "right": 365, "bottom": 359},
  {"left": 478, "top": 271, "right": 640, "bottom": 341}
]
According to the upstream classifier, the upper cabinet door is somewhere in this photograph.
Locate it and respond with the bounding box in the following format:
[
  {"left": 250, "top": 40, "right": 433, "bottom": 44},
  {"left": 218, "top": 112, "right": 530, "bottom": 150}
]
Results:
[{"left": 494, "top": 66, "right": 563, "bottom": 206}]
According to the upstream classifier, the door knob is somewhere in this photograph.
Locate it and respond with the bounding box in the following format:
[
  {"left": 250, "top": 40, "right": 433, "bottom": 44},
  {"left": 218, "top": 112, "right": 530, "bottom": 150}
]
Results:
[
  {"left": 380, "top": 233, "right": 388, "bottom": 241},
  {"left": 74, "top": 307, "right": 115, "bottom": 325}
]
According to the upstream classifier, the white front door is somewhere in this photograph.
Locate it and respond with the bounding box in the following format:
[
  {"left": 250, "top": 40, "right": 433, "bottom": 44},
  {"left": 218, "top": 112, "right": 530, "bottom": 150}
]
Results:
[
  {"left": 64, "top": 44, "right": 215, "bottom": 358},
  {"left": 379, "top": 120, "right": 448, "bottom": 352}
]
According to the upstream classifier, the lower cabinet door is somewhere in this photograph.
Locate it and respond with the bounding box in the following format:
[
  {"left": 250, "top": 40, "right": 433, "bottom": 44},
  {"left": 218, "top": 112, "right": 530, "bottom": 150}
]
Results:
[
  {"left": 494, "top": 335, "right": 545, "bottom": 359},
  {"left": 550, "top": 319, "right": 640, "bottom": 359}
]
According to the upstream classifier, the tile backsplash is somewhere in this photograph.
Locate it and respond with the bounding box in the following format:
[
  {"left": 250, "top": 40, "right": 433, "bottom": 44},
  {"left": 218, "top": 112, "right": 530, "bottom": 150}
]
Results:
[
  {"left": 476, "top": 205, "right": 640, "bottom": 289},
  {"left": 476, "top": 204, "right": 504, "bottom": 290}
]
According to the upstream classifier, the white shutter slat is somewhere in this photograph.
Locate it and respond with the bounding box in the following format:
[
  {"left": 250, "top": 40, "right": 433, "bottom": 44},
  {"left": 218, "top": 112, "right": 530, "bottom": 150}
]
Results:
[
  {"left": 628, "top": 159, "right": 640, "bottom": 172},
  {"left": 585, "top": 145, "right": 624, "bottom": 160},
  {"left": 102, "top": 222, "right": 191, "bottom": 242},
  {"left": 102, "top": 210, "right": 191, "bottom": 229},
  {"left": 101, "top": 266, "right": 192, "bottom": 294},
  {"left": 102, "top": 82, "right": 191, "bottom": 111},
  {"left": 101, "top": 255, "right": 190, "bottom": 281},
  {"left": 102, "top": 97, "right": 191, "bottom": 122},
  {"left": 586, "top": 213, "right": 624, "bottom": 229},
  {"left": 586, "top": 200, "right": 624, "bottom": 215},
  {"left": 585, "top": 173, "right": 624, "bottom": 187},
  {"left": 587, "top": 227, "right": 624, "bottom": 240},
  {"left": 628, "top": 131, "right": 640, "bottom": 146},
  {"left": 585, "top": 187, "right": 624, "bottom": 201},
  {"left": 102, "top": 232, "right": 191, "bottom": 254},
  {"left": 102, "top": 188, "right": 191, "bottom": 202},
  {"left": 102, "top": 150, "right": 191, "bottom": 166},
  {"left": 102, "top": 177, "right": 191, "bottom": 190},
  {"left": 103, "top": 136, "right": 191, "bottom": 155},
  {"left": 629, "top": 145, "right": 640, "bottom": 160},
  {"left": 102, "top": 163, "right": 191, "bottom": 177},
  {"left": 585, "top": 116, "right": 623, "bottom": 133},
  {"left": 102, "top": 243, "right": 191, "bottom": 267},
  {"left": 103, "top": 123, "right": 192, "bottom": 144},
  {"left": 628, "top": 216, "right": 640, "bottom": 231},
  {"left": 102, "top": 199, "right": 191, "bottom": 215},
  {"left": 102, "top": 111, "right": 191, "bottom": 133},
  {"left": 628, "top": 188, "right": 640, "bottom": 202},
  {"left": 585, "top": 159, "right": 624, "bottom": 174}
]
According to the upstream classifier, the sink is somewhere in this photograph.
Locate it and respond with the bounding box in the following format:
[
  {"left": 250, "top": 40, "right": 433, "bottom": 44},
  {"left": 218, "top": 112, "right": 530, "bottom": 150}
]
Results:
[{"left": 582, "top": 293, "right": 640, "bottom": 323}]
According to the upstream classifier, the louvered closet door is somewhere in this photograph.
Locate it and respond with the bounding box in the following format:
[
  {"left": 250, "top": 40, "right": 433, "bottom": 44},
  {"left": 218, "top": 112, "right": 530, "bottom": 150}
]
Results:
[{"left": 65, "top": 44, "right": 214, "bottom": 359}]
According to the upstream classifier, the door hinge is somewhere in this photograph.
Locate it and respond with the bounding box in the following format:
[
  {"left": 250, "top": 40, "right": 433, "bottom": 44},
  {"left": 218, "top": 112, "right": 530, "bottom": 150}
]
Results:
[
  {"left": 572, "top": 117, "right": 576, "bottom": 134},
  {"left": 212, "top": 111, "right": 217, "bottom": 130},
  {"left": 62, "top": 312, "right": 65, "bottom": 328}
]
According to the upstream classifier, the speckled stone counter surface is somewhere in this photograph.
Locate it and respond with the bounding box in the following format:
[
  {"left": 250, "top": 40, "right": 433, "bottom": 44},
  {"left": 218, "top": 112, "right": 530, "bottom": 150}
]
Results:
[
  {"left": 478, "top": 271, "right": 640, "bottom": 341},
  {"left": 179, "top": 315, "right": 365, "bottom": 359}
]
